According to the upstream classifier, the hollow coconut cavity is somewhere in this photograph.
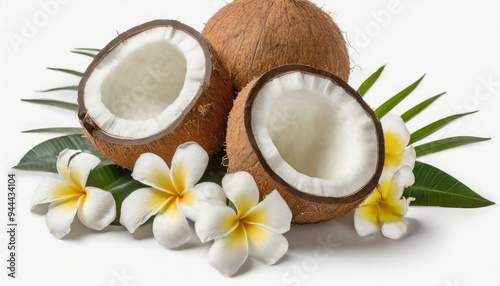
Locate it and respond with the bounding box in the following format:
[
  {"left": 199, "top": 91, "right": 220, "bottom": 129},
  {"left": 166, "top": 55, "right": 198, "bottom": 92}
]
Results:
[
  {"left": 78, "top": 20, "right": 233, "bottom": 170},
  {"left": 226, "top": 65, "right": 384, "bottom": 224},
  {"left": 203, "top": 0, "right": 350, "bottom": 91}
]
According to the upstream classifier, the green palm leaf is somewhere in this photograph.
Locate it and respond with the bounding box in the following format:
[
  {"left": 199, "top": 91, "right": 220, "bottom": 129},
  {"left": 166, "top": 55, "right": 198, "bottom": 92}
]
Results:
[
  {"left": 22, "top": 127, "right": 83, "bottom": 134},
  {"left": 401, "top": 92, "right": 445, "bottom": 122},
  {"left": 46, "top": 67, "right": 84, "bottom": 77},
  {"left": 21, "top": 99, "right": 78, "bottom": 111},
  {"left": 357, "top": 65, "right": 385, "bottom": 97},
  {"left": 71, "top": 50, "right": 97, "bottom": 58},
  {"left": 409, "top": 111, "right": 477, "bottom": 145},
  {"left": 37, "top": 85, "right": 78, "bottom": 93},
  {"left": 375, "top": 74, "right": 425, "bottom": 119},
  {"left": 415, "top": 136, "right": 490, "bottom": 157},
  {"left": 74, "top": 48, "right": 101, "bottom": 52}
]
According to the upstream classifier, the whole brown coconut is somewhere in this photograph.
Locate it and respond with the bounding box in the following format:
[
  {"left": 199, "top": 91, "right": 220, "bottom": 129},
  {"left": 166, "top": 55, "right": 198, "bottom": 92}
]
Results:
[
  {"left": 226, "top": 65, "right": 384, "bottom": 224},
  {"left": 202, "top": 0, "right": 350, "bottom": 91},
  {"left": 78, "top": 20, "right": 233, "bottom": 170}
]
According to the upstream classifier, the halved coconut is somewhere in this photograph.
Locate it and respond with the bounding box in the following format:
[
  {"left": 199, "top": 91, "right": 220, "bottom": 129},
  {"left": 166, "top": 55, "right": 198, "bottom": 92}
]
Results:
[
  {"left": 203, "top": 0, "right": 350, "bottom": 91},
  {"left": 78, "top": 20, "right": 233, "bottom": 170},
  {"left": 226, "top": 65, "right": 384, "bottom": 224}
]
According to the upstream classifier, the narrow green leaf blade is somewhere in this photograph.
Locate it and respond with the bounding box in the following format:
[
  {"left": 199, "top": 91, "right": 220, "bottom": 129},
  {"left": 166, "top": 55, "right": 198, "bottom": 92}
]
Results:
[
  {"left": 74, "top": 48, "right": 101, "bottom": 52},
  {"left": 21, "top": 99, "right": 78, "bottom": 111},
  {"left": 409, "top": 111, "right": 477, "bottom": 145},
  {"left": 22, "top": 127, "right": 83, "bottom": 134},
  {"left": 404, "top": 161, "right": 494, "bottom": 208},
  {"left": 357, "top": 65, "right": 385, "bottom": 97},
  {"left": 14, "top": 134, "right": 111, "bottom": 172},
  {"left": 70, "top": 50, "right": 96, "bottom": 58},
  {"left": 375, "top": 74, "right": 425, "bottom": 118},
  {"left": 46, "top": 67, "right": 84, "bottom": 77},
  {"left": 401, "top": 92, "right": 445, "bottom": 122},
  {"left": 415, "top": 136, "right": 490, "bottom": 157},
  {"left": 86, "top": 164, "right": 145, "bottom": 225},
  {"left": 37, "top": 85, "right": 79, "bottom": 92}
]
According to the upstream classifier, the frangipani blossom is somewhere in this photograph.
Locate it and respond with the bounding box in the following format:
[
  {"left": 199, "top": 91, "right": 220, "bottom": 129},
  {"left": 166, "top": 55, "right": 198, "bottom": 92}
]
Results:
[
  {"left": 354, "top": 166, "right": 415, "bottom": 239},
  {"left": 381, "top": 114, "right": 416, "bottom": 176},
  {"left": 195, "top": 172, "right": 292, "bottom": 276},
  {"left": 120, "top": 142, "right": 225, "bottom": 248},
  {"left": 31, "top": 149, "right": 116, "bottom": 238}
]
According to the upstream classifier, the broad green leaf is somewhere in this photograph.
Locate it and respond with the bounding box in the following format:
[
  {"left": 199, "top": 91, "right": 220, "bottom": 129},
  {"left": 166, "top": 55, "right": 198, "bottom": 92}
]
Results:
[
  {"left": 401, "top": 92, "right": 445, "bottom": 122},
  {"left": 415, "top": 136, "right": 490, "bottom": 157},
  {"left": 37, "top": 85, "right": 78, "bottom": 93},
  {"left": 86, "top": 164, "right": 145, "bottom": 225},
  {"left": 375, "top": 74, "right": 425, "bottom": 119},
  {"left": 22, "top": 127, "right": 83, "bottom": 134},
  {"left": 409, "top": 111, "right": 477, "bottom": 145},
  {"left": 357, "top": 65, "right": 385, "bottom": 97},
  {"left": 404, "top": 161, "right": 494, "bottom": 208},
  {"left": 74, "top": 48, "right": 101, "bottom": 52},
  {"left": 14, "top": 134, "right": 111, "bottom": 172},
  {"left": 21, "top": 99, "right": 78, "bottom": 111},
  {"left": 46, "top": 67, "right": 83, "bottom": 77},
  {"left": 71, "top": 50, "right": 96, "bottom": 58}
]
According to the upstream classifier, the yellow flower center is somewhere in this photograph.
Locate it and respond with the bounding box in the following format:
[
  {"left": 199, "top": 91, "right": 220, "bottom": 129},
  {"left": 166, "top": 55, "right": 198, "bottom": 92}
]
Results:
[
  {"left": 359, "top": 179, "right": 405, "bottom": 225},
  {"left": 384, "top": 131, "right": 405, "bottom": 168}
]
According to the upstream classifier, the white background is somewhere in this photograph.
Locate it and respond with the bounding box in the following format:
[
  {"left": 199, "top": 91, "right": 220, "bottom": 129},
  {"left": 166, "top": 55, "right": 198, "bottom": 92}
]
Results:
[{"left": 1, "top": 0, "right": 499, "bottom": 285}]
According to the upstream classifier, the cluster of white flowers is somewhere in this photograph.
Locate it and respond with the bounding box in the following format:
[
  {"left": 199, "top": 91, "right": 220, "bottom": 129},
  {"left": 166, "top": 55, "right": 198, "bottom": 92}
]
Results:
[
  {"left": 354, "top": 114, "right": 417, "bottom": 239},
  {"left": 32, "top": 142, "right": 292, "bottom": 276}
]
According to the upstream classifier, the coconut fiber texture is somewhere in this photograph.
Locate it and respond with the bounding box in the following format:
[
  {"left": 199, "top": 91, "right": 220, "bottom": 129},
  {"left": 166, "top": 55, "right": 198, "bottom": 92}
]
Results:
[{"left": 203, "top": 0, "right": 351, "bottom": 91}]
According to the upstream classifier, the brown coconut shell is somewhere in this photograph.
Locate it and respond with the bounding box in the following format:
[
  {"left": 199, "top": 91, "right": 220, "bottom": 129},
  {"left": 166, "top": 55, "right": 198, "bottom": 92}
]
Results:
[
  {"left": 226, "top": 65, "right": 384, "bottom": 224},
  {"left": 202, "top": 0, "right": 350, "bottom": 91},
  {"left": 78, "top": 20, "right": 233, "bottom": 170}
]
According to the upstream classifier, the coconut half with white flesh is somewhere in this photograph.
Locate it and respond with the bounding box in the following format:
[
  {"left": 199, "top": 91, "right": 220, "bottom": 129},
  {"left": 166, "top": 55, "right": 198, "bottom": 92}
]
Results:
[
  {"left": 226, "top": 65, "right": 384, "bottom": 224},
  {"left": 78, "top": 20, "right": 233, "bottom": 170}
]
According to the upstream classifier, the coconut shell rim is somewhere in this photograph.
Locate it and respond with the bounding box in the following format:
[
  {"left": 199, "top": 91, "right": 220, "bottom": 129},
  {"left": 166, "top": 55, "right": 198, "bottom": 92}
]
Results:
[
  {"left": 78, "top": 19, "right": 214, "bottom": 146},
  {"left": 243, "top": 64, "right": 385, "bottom": 205}
]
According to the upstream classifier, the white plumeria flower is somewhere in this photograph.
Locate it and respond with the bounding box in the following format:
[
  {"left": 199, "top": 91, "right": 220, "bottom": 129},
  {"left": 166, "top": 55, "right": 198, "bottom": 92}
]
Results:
[
  {"left": 31, "top": 149, "right": 116, "bottom": 238},
  {"left": 354, "top": 166, "right": 415, "bottom": 239},
  {"left": 195, "top": 172, "right": 292, "bottom": 276},
  {"left": 120, "top": 142, "right": 226, "bottom": 249},
  {"left": 381, "top": 114, "right": 416, "bottom": 177}
]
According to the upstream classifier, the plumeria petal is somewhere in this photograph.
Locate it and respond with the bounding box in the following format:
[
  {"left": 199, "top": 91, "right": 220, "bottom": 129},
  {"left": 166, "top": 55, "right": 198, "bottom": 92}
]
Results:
[
  {"left": 392, "top": 166, "right": 415, "bottom": 198},
  {"left": 170, "top": 142, "right": 209, "bottom": 193},
  {"left": 381, "top": 221, "right": 408, "bottom": 239},
  {"left": 67, "top": 152, "right": 100, "bottom": 190},
  {"left": 381, "top": 114, "right": 411, "bottom": 146},
  {"left": 77, "top": 187, "right": 116, "bottom": 230},
  {"left": 120, "top": 188, "right": 171, "bottom": 233},
  {"left": 180, "top": 182, "right": 226, "bottom": 221},
  {"left": 222, "top": 172, "right": 259, "bottom": 216},
  {"left": 401, "top": 197, "right": 416, "bottom": 214},
  {"left": 46, "top": 196, "right": 81, "bottom": 238},
  {"left": 402, "top": 145, "right": 417, "bottom": 169},
  {"left": 195, "top": 205, "right": 239, "bottom": 243},
  {"left": 132, "top": 153, "right": 175, "bottom": 194},
  {"left": 208, "top": 223, "right": 249, "bottom": 276},
  {"left": 354, "top": 208, "right": 380, "bottom": 237},
  {"left": 246, "top": 224, "right": 288, "bottom": 265},
  {"left": 56, "top": 149, "right": 80, "bottom": 184},
  {"left": 243, "top": 190, "right": 291, "bottom": 234},
  {"left": 153, "top": 199, "right": 191, "bottom": 248},
  {"left": 31, "top": 177, "right": 80, "bottom": 209}
]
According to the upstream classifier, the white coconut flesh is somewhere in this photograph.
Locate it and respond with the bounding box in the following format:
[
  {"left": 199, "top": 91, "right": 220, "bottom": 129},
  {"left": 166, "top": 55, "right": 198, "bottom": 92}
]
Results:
[
  {"left": 251, "top": 72, "right": 379, "bottom": 197},
  {"left": 83, "top": 26, "right": 206, "bottom": 139}
]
